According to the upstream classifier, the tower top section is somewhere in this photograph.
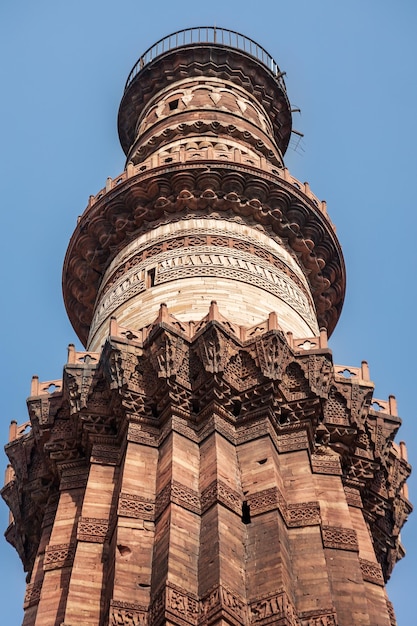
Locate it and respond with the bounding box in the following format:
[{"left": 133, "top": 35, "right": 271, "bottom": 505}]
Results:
[
  {"left": 118, "top": 26, "right": 292, "bottom": 159},
  {"left": 63, "top": 27, "right": 345, "bottom": 348}
]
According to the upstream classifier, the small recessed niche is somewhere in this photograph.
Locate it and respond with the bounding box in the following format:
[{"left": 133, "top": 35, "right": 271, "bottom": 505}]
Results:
[
  {"left": 258, "top": 458, "right": 267, "bottom": 465},
  {"left": 117, "top": 544, "right": 132, "bottom": 558},
  {"left": 168, "top": 99, "right": 179, "bottom": 110}
]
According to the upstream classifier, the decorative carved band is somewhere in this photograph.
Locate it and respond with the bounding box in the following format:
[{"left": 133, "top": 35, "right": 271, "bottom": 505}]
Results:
[
  {"left": 118, "top": 492, "right": 155, "bottom": 520},
  {"left": 286, "top": 502, "right": 321, "bottom": 527},
  {"left": 343, "top": 485, "right": 363, "bottom": 508},
  {"left": 248, "top": 486, "right": 320, "bottom": 528},
  {"left": 249, "top": 591, "right": 299, "bottom": 625},
  {"left": 247, "top": 486, "right": 284, "bottom": 517},
  {"left": 171, "top": 480, "right": 200, "bottom": 514},
  {"left": 321, "top": 526, "right": 359, "bottom": 552},
  {"left": 77, "top": 517, "right": 109, "bottom": 543},
  {"left": 24, "top": 581, "right": 42, "bottom": 609},
  {"left": 299, "top": 609, "right": 337, "bottom": 626},
  {"left": 44, "top": 542, "right": 76, "bottom": 571},
  {"left": 60, "top": 465, "right": 89, "bottom": 491},
  {"left": 91, "top": 444, "right": 119, "bottom": 465},
  {"left": 128, "top": 422, "right": 159, "bottom": 447},
  {"left": 359, "top": 558, "right": 384, "bottom": 586},
  {"left": 201, "top": 479, "right": 241, "bottom": 516},
  {"left": 102, "top": 232, "right": 308, "bottom": 301},
  {"left": 310, "top": 454, "right": 342, "bottom": 476},
  {"left": 201, "top": 584, "right": 247, "bottom": 625},
  {"left": 155, "top": 480, "right": 201, "bottom": 518},
  {"left": 276, "top": 431, "right": 309, "bottom": 453},
  {"left": 110, "top": 600, "right": 148, "bottom": 626},
  {"left": 165, "top": 583, "right": 200, "bottom": 626},
  {"left": 94, "top": 254, "right": 316, "bottom": 335}
]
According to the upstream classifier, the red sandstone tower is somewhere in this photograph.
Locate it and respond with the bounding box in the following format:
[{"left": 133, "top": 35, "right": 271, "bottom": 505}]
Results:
[{"left": 2, "top": 27, "right": 411, "bottom": 626}]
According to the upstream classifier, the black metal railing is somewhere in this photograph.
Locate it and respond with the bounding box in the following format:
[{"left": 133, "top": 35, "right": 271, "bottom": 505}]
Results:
[{"left": 124, "top": 26, "right": 285, "bottom": 91}]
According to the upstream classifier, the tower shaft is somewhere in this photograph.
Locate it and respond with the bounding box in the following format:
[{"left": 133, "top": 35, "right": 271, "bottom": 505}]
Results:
[{"left": 2, "top": 27, "right": 411, "bottom": 626}]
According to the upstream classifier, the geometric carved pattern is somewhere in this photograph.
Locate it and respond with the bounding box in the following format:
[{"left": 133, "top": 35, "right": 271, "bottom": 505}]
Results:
[
  {"left": 310, "top": 454, "right": 342, "bottom": 476},
  {"left": 109, "top": 600, "right": 148, "bottom": 626},
  {"left": 155, "top": 480, "right": 201, "bottom": 518},
  {"left": 343, "top": 485, "right": 363, "bottom": 508},
  {"left": 90, "top": 444, "right": 119, "bottom": 466},
  {"left": 44, "top": 542, "right": 76, "bottom": 571},
  {"left": 321, "top": 526, "right": 359, "bottom": 552},
  {"left": 23, "top": 581, "right": 42, "bottom": 609},
  {"left": 286, "top": 502, "right": 321, "bottom": 527},
  {"left": 248, "top": 486, "right": 320, "bottom": 528},
  {"left": 276, "top": 431, "right": 309, "bottom": 453},
  {"left": 59, "top": 465, "right": 89, "bottom": 491},
  {"left": 359, "top": 558, "right": 384, "bottom": 586},
  {"left": 201, "top": 479, "right": 241, "bottom": 516},
  {"left": 171, "top": 480, "right": 200, "bottom": 515},
  {"left": 77, "top": 517, "right": 109, "bottom": 543},
  {"left": 118, "top": 492, "right": 155, "bottom": 520}
]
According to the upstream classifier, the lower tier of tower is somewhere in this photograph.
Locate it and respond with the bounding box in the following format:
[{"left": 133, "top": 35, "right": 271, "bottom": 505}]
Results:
[{"left": 2, "top": 305, "right": 410, "bottom": 626}]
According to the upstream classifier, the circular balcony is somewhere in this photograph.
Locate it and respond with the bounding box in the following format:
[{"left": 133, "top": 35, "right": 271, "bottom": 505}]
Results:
[{"left": 124, "top": 27, "right": 287, "bottom": 92}]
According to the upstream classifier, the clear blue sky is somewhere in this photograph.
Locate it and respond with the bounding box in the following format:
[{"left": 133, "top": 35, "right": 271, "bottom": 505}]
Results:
[{"left": 1, "top": 1, "right": 416, "bottom": 624}]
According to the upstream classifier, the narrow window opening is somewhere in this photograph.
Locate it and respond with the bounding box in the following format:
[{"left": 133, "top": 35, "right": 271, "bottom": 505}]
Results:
[
  {"left": 169, "top": 99, "right": 179, "bottom": 110},
  {"left": 192, "top": 398, "right": 199, "bottom": 414},
  {"left": 242, "top": 501, "right": 251, "bottom": 524},
  {"left": 232, "top": 399, "right": 242, "bottom": 417},
  {"left": 150, "top": 403, "right": 159, "bottom": 418},
  {"left": 146, "top": 267, "right": 156, "bottom": 288}
]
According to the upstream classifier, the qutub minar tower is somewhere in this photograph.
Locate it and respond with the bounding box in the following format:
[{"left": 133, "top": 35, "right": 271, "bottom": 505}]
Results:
[{"left": 2, "top": 27, "right": 412, "bottom": 626}]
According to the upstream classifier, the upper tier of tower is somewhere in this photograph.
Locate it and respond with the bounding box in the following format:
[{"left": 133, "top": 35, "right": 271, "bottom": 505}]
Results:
[
  {"left": 118, "top": 27, "right": 292, "bottom": 163},
  {"left": 62, "top": 28, "right": 346, "bottom": 349}
]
